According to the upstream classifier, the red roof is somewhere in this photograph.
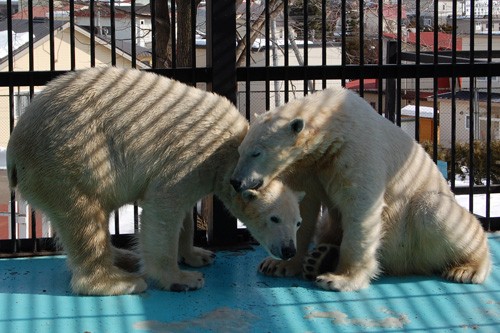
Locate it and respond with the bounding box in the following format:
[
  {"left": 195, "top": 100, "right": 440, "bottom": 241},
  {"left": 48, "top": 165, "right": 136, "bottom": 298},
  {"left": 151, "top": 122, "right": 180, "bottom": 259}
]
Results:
[
  {"left": 407, "top": 32, "right": 462, "bottom": 51},
  {"left": 11, "top": 5, "right": 86, "bottom": 19},
  {"left": 384, "top": 32, "right": 462, "bottom": 51},
  {"left": 345, "top": 79, "right": 378, "bottom": 91}
]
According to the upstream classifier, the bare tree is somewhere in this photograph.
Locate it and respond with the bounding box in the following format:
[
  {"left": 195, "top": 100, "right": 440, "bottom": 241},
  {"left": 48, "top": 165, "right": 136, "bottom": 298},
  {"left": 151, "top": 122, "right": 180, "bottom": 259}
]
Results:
[{"left": 154, "top": 0, "right": 171, "bottom": 68}]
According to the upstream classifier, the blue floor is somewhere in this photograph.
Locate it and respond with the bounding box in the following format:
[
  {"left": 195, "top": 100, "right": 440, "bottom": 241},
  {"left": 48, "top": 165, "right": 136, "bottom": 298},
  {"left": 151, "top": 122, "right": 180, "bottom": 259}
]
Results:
[{"left": 1, "top": 235, "right": 500, "bottom": 333}]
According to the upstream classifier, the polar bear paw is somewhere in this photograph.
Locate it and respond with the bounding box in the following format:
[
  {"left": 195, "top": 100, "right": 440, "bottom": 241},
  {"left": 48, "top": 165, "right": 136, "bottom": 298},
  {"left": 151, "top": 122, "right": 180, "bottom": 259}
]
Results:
[
  {"left": 302, "top": 243, "right": 340, "bottom": 281},
  {"left": 71, "top": 267, "right": 147, "bottom": 295},
  {"left": 180, "top": 247, "right": 216, "bottom": 267},
  {"left": 315, "top": 272, "right": 371, "bottom": 292},
  {"left": 259, "top": 257, "right": 302, "bottom": 277},
  {"left": 159, "top": 270, "right": 205, "bottom": 292},
  {"left": 443, "top": 265, "right": 487, "bottom": 284}
]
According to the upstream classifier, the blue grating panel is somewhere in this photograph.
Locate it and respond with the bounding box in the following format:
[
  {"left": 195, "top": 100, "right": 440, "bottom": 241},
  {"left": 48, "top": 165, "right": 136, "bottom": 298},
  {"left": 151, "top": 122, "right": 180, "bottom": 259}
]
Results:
[{"left": 1, "top": 235, "right": 500, "bottom": 332}]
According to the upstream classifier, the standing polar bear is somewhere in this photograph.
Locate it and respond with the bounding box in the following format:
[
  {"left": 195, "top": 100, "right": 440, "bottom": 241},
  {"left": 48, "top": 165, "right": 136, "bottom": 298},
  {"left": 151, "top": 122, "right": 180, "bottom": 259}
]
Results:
[
  {"left": 7, "top": 67, "right": 304, "bottom": 295},
  {"left": 231, "top": 87, "right": 491, "bottom": 291}
]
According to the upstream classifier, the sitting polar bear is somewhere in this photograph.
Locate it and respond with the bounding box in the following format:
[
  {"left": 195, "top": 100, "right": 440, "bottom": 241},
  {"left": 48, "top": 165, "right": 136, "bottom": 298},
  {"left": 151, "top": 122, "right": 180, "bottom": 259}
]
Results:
[
  {"left": 231, "top": 87, "right": 491, "bottom": 291},
  {"left": 7, "top": 67, "right": 304, "bottom": 295}
]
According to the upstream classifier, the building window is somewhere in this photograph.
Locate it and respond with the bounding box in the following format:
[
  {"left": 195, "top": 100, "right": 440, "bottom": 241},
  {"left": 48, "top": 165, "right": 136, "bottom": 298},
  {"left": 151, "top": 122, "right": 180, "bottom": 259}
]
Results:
[{"left": 465, "top": 115, "right": 470, "bottom": 130}]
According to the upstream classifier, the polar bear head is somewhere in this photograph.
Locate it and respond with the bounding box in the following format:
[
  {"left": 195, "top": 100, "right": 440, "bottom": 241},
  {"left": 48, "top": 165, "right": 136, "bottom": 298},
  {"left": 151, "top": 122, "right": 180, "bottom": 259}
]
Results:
[
  {"left": 236, "top": 179, "right": 304, "bottom": 260},
  {"left": 230, "top": 112, "right": 306, "bottom": 193}
]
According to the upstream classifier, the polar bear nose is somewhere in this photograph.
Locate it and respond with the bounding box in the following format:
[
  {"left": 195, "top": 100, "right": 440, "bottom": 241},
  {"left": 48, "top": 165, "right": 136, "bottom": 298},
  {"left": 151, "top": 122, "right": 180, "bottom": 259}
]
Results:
[
  {"left": 230, "top": 178, "right": 242, "bottom": 192},
  {"left": 230, "top": 178, "right": 264, "bottom": 192},
  {"left": 281, "top": 241, "right": 296, "bottom": 260}
]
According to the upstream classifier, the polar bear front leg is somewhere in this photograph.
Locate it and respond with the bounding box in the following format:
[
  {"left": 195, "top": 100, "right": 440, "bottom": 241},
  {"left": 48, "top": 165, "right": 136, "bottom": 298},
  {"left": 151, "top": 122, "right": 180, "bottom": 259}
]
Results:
[
  {"left": 178, "top": 210, "right": 216, "bottom": 267},
  {"left": 259, "top": 194, "right": 321, "bottom": 277},
  {"left": 140, "top": 202, "right": 204, "bottom": 292},
  {"left": 315, "top": 196, "right": 383, "bottom": 291}
]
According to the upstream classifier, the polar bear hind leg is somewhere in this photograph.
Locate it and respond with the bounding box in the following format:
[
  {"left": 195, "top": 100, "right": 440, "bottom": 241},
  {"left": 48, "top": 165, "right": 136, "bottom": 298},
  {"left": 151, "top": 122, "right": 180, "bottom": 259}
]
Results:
[
  {"left": 409, "top": 192, "right": 491, "bottom": 284},
  {"left": 52, "top": 196, "right": 147, "bottom": 295},
  {"left": 178, "top": 210, "right": 215, "bottom": 267}
]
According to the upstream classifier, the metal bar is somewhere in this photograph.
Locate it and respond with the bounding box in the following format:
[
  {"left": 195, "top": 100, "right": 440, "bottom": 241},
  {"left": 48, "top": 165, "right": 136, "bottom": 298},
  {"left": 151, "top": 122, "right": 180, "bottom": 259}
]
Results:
[
  {"left": 469, "top": 0, "right": 476, "bottom": 212},
  {"left": 206, "top": 0, "right": 237, "bottom": 245},
  {"left": 486, "top": 0, "right": 494, "bottom": 229},
  {"left": 303, "top": 0, "right": 309, "bottom": 95},
  {"left": 340, "top": 0, "right": 346, "bottom": 86},
  {"left": 358, "top": 0, "right": 364, "bottom": 96},
  {"left": 245, "top": 0, "right": 251, "bottom": 119},
  {"left": 265, "top": 0, "right": 270, "bottom": 110},
  {"left": 90, "top": 0, "right": 96, "bottom": 67},
  {"left": 131, "top": 0, "right": 136, "bottom": 68},
  {"left": 49, "top": 0, "right": 55, "bottom": 71},
  {"left": 450, "top": 0, "right": 458, "bottom": 191},
  {"left": 321, "top": 0, "right": 326, "bottom": 89},
  {"left": 70, "top": 0, "right": 76, "bottom": 70},
  {"left": 150, "top": 0, "right": 156, "bottom": 68},
  {"left": 110, "top": 0, "right": 116, "bottom": 66},
  {"left": 283, "top": 0, "right": 289, "bottom": 102},
  {"left": 171, "top": 0, "right": 176, "bottom": 68},
  {"left": 376, "top": 0, "right": 383, "bottom": 115}
]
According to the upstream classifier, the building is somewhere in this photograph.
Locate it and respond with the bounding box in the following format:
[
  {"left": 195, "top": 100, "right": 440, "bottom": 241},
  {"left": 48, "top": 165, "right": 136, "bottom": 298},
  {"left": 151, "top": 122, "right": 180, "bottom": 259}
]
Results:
[{"left": 0, "top": 17, "right": 149, "bottom": 240}]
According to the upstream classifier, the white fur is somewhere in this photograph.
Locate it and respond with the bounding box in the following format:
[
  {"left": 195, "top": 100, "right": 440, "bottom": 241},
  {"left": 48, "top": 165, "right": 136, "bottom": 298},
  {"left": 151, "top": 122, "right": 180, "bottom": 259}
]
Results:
[
  {"left": 7, "top": 67, "right": 303, "bottom": 295},
  {"left": 232, "top": 87, "right": 491, "bottom": 291}
]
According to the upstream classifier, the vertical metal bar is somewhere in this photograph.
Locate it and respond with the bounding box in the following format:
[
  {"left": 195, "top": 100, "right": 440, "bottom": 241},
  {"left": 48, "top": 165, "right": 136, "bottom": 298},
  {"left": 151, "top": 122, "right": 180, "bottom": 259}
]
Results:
[
  {"left": 486, "top": 0, "right": 493, "bottom": 229},
  {"left": 432, "top": 0, "right": 439, "bottom": 162},
  {"left": 191, "top": 0, "right": 197, "bottom": 77},
  {"left": 450, "top": 0, "right": 458, "bottom": 191},
  {"left": 283, "top": 0, "right": 289, "bottom": 102},
  {"left": 414, "top": 0, "right": 421, "bottom": 141},
  {"left": 134, "top": 202, "right": 139, "bottom": 233},
  {"left": 114, "top": 211, "right": 120, "bottom": 235},
  {"left": 28, "top": 0, "right": 34, "bottom": 95},
  {"left": 70, "top": 0, "right": 76, "bottom": 70},
  {"left": 265, "top": 1, "right": 270, "bottom": 110},
  {"left": 49, "top": 0, "right": 55, "bottom": 71},
  {"left": 377, "top": 0, "right": 383, "bottom": 114},
  {"left": 358, "top": 0, "right": 364, "bottom": 96},
  {"left": 31, "top": 209, "right": 37, "bottom": 251},
  {"left": 206, "top": 0, "right": 237, "bottom": 245},
  {"left": 340, "top": 0, "right": 346, "bottom": 87},
  {"left": 385, "top": 41, "right": 396, "bottom": 122},
  {"left": 150, "top": 0, "right": 156, "bottom": 68},
  {"left": 468, "top": 0, "right": 475, "bottom": 211},
  {"left": 110, "top": 0, "right": 117, "bottom": 66},
  {"left": 303, "top": 0, "right": 309, "bottom": 95},
  {"left": 7, "top": 0, "right": 16, "bottom": 251},
  {"left": 131, "top": 0, "right": 137, "bottom": 68},
  {"left": 171, "top": 0, "right": 176, "bottom": 68},
  {"left": 321, "top": 0, "right": 326, "bottom": 89},
  {"left": 245, "top": 0, "right": 251, "bottom": 119},
  {"left": 395, "top": 0, "right": 402, "bottom": 127},
  {"left": 90, "top": 0, "right": 96, "bottom": 67}
]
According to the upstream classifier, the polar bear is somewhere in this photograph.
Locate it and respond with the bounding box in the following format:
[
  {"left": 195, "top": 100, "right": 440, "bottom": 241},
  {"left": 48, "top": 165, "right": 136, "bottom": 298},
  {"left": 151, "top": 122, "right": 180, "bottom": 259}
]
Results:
[
  {"left": 231, "top": 87, "right": 491, "bottom": 291},
  {"left": 7, "top": 67, "right": 304, "bottom": 295}
]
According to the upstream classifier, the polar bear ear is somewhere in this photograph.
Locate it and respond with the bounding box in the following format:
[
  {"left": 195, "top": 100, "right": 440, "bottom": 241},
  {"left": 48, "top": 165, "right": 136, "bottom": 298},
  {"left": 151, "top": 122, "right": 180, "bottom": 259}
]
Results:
[
  {"left": 295, "top": 191, "right": 306, "bottom": 202},
  {"left": 290, "top": 118, "right": 304, "bottom": 134},
  {"left": 241, "top": 189, "right": 259, "bottom": 202}
]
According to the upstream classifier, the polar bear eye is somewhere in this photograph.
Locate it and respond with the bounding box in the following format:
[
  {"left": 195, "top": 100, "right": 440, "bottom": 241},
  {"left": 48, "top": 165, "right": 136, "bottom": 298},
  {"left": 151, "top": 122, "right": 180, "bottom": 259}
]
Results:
[
  {"left": 297, "top": 221, "right": 302, "bottom": 228},
  {"left": 270, "top": 216, "right": 280, "bottom": 223},
  {"left": 251, "top": 151, "right": 261, "bottom": 158}
]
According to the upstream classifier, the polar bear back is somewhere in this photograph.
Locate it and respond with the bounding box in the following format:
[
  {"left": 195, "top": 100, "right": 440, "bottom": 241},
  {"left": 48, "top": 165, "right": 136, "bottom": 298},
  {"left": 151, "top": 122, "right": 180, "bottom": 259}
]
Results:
[{"left": 9, "top": 67, "right": 247, "bottom": 205}]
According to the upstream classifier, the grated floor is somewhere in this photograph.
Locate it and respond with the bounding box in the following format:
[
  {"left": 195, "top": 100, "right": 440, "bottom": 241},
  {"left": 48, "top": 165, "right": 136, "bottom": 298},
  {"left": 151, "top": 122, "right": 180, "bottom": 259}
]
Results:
[{"left": 1, "top": 235, "right": 500, "bottom": 333}]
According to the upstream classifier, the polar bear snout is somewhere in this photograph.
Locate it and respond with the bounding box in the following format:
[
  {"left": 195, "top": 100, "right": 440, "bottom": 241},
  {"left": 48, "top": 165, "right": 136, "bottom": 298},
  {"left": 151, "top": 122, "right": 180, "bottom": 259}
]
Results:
[
  {"left": 230, "top": 177, "right": 263, "bottom": 192},
  {"left": 271, "top": 240, "right": 296, "bottom": 260}
]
